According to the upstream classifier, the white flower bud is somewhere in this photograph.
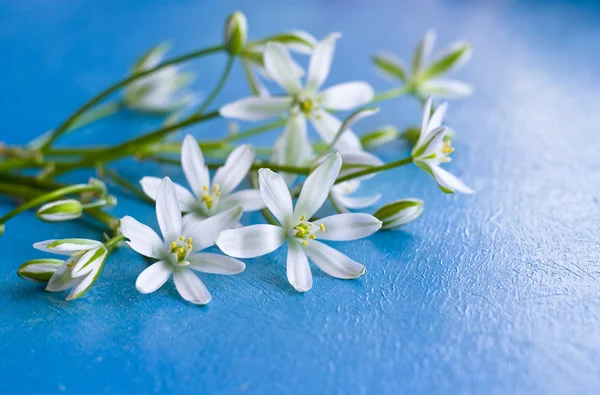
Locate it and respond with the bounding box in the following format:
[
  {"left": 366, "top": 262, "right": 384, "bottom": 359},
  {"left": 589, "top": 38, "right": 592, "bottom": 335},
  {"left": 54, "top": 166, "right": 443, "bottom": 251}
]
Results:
[
  {"left": 17, "top": 258, "right": 63, "bottom": 282},
  {"left": 225, "top": 11, "right": 248, "bottom": 55},
  {"left": 374, "top": 199, "right": 424, "bottom": 230},
  {"left": 360, "top": 125, "right": 400, "bottom": 149},
  {"left": 0, "top": 224, "right": 4, "bottom": 237},
  {"left": 36, "top": 199, "right": 83, "bottom": 222}
]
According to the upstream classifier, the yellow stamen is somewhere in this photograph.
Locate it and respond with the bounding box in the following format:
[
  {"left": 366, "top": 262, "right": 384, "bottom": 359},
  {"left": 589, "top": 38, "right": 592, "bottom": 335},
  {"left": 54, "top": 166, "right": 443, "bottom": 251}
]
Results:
[
  {"left": 302, "top": 240, "right": 308, "bottom": 247},
  {"left": 319, "top": 223, "right": 325, "bottom": 232},
  {"left": 171, "top": 241, "right": 177, "bottom": 249},
  {"left": 203, "top": 185, "right": 209, "bottom": 191},
  {"left": 441, "top": 140, "right": 454, "bottom": 155},
  {"left": 309, "top": 234, "right": 316, "bottom": 240},
  {"left": 300, "top": 100, "right": 313, "bottom": 115},
  {"left": 299, "top": 214, "right": 306, "bottom": 221},
  {"left": 187, "top": 237, "right": 192, "bottom": 244},
  {"left": 187, "top": 245, "right": 192, "bottom": 249},
  {"left": 179, "top": 236, "right": 184, "bottom": 241}
]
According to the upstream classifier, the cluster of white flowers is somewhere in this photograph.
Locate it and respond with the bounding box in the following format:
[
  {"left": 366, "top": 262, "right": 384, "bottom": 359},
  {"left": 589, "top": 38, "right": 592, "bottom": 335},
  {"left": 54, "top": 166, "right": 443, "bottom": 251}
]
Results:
[{"left": 10, "top": 11, "right": 474, "bottom": 305}]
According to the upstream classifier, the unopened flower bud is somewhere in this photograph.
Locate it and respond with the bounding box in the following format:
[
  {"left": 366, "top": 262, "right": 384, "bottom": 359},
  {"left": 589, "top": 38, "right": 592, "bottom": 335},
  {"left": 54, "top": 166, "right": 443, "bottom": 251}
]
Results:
[
  {"left": 360, "top": 125, "right": 400, "bottom": 149},
  {"left": 374, "top": 199, "right": 424, "bottom": 230},
  {"left": 225, "top": 11, "right": 248, "bottom": 55},
  {"left": 37, "top": 199, "right": 83, "bottom": 222},
  {"left": 17, "top": 258, "right": 63, "bottom": 282},
  {"left": 0, "top": 224, "right": 5, "bottom": 237}
]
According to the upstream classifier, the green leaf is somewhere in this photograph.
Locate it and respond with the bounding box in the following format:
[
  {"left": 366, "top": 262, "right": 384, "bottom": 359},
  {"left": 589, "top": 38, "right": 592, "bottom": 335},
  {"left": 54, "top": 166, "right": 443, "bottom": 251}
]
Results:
[
  {"left": 420, "top": 42, "right": 471, "bottom": 81},
  {"left": 373, "top": 53, "right": 407, "bottom": 82}
]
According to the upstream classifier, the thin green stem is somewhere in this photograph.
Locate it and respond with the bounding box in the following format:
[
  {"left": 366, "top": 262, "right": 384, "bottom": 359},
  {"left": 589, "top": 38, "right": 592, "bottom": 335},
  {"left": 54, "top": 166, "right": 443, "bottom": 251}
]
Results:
[
  {"left": 104, "top": 234, "right": 125, "bottom": 250},
  {"left": 225, "top": 119, "right": 286, "bottom": 142},
  {"left": 335, "top": 156, "right": 413, "bottom": 184},
  {"left": 0, "top": 183, "right": 104, "bottom": 225},
  {"left": 51, "top": 110, "right": 219, "bottom": 176},
  {"left": 146, "top": 155, "right": 310, "bottom": 175},
  {"left": 41, "top": 44, "right": 225, "bottom": 151},
  {"left": 86, "top": 208, "right": 120, "bottom": 232},
  {"left": 0, "top": 183, "right": 44, "bottom": 200},
  {"left": 101, "top": 167, "right": 154, "bottom": 205},
  {"left": 196, "top": 55, "right": 234, "bottom": 114}
]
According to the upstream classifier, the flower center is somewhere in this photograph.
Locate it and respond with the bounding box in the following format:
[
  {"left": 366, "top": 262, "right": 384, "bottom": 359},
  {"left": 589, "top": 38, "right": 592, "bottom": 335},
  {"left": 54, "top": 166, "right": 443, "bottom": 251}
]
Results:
[
  {"left": 439, "top": 140, "right": 454, "bottom": 163},
  {"left": 293, "top": 214, "right": 325, "bottom": 247},
  {"left": 201, "top": 184, "right": 221, "bottom": 210},
  {"left": 170, "top": 235, "right": 193, "bottom": 264}
]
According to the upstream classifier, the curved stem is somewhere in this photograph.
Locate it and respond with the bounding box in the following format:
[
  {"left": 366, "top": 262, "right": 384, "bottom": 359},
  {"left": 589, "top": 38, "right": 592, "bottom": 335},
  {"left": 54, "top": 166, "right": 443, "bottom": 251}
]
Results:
[
  {"left": 41, "top": 44, "right": 225, "bottom": 151},
  {"left": 104, "top": 234, "right": 125, "bottom": 250},
  {"left": 335, "top": 156, "right": 413, "bottom": 184},
  {"left": 0, "top": 183, "right": 104, "bottom": 225},
  {"left": 100, "top": 167, "right": 154, "bottom": 205},
  {"left": 146, "top": 155, "right": 310, "bottom": 175},
  {"left": 226, "top": 119, "right": 286, "bottom": 142},
  {"left": 196, "top": 55, "right": 235, "bottom": 114}
]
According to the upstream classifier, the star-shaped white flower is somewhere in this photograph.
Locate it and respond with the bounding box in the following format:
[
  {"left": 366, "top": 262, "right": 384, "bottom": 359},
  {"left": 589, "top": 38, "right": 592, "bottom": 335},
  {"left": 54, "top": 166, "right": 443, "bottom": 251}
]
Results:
[
  {"left": 412, "top": 97, "right": 473, "bottom": 194},
  {"left": 33, "top": 238, "right": 108, "bottom": 300},
  {"left": 124, "top": 43, "right": 196, "bottom": 114},
  {"left": 220, "top": 33, "right": 375, "bottom": 154},
  {"left": 374, "top": 29, "right": 473, "bottom": 99},
  {"left": 121, "top": 177, "right": 245, "bottom": 305},
  {"left": 216, "top": 153, "right": 382, "bottom": 292},
  {"left": 141, "top": 134, "right": 265, "bottom": 227}
]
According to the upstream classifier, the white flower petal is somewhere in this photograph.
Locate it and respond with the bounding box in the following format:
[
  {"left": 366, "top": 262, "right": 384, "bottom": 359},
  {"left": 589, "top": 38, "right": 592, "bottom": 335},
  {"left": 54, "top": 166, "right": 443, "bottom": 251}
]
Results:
[
  {"left": 306, "top": 32, "right": 341, "bottom": 91},
  {"left": 264, "top": 43, "right": 303, "bottom": 94},
  {"left": 45, "top": 262, "right": 75, "bottom": 292},
  {"left": 216, "top": 224, "right": 287, "bottom": 258},
  {"left": 66, "top": 261, "right": 104, "bottom": 300},
  {"left": 417, "top": 96, "right": 433, "bottom": 149},
  {"left": 282, "top": 29, "right": 317, "bottom": 54},
  {"left": 182, "top": 134, "right": 210, "bottom": 197},
  {"left": 33, "top": 239, "right": 103, "bottom": 256},
  {"left": 317, "top": 213, "right": 382, "bottom": 241},
  {"left": 286, "top": 240, "right": 312, "bottom": 292},
  {"left": 319, "top": 82, "right": 375, "bottom": 111},
  {"left": 294, "top": 152, "right": 342, "bottom": 221},
  {"left": 427, "top": 102, "right": 448, "bottom": 133},
  {"left": 334, "top": 192, "right": 381, "bottom": 210},
  {"left": 220, "top": 96, "right": 293, "bottom": 121},
  {"left": 219, "top": 189, "right": 265, "bottom": 212},
  {"left": 258, "top": 168, "right": 294, "bottom": 228},
  {"left": 173, "top": 268, "right": 212, "bottom": 305},
  {"left": 187, "top": 253, "right": 245, "bottom": 275},
  {"left": 184, "top": 206, "right": 244, "bottom": 252},
  {"left": 429, "top": 164, "right": 474, "bottom": 194},
  {"left": 304, "top": 240, "right": 365, "bottom": 279},
  {"left": 419, "top": 79, "right": 474, "bottom": 99},
  {"left": 311, "top": 111, "right": 362, "bottom": 151},
  {"left": 212, "top": 144, "right": 255, "bottom": 196},
  {"left": 71, "top": 247, "right": 107, "bottom": 278},
  {"left": 140, "top": 176, "right": 196, "bottom": 212},
  {"left": 412, "top": 29, "right": 436, "bottom": 73},
  {"left": 120, "top": 216, "right": 165, "bottom": 259},
  {"left": 135, "top": 260, "right": 173, "bottom": 294},
  {"left": 156, "top": 177, "right": 183, "bottom": 243}
]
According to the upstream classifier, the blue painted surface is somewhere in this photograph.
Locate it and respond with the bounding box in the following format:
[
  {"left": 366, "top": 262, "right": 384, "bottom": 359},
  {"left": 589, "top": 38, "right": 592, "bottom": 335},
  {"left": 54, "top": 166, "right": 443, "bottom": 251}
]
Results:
[{"left": 1, "top": 1, "right": 600, "bottom": 394}]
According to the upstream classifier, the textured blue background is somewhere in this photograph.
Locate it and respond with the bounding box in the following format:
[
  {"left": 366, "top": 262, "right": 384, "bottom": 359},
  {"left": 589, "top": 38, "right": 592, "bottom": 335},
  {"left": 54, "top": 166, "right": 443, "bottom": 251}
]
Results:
[{"left": 2, "top": 1, "right": 600, "bottom": 394}]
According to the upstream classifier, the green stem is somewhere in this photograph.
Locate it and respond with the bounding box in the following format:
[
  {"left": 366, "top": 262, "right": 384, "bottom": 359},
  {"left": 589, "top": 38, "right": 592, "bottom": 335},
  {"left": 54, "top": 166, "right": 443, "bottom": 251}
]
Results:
[
  {"left": 101, "top": 167, "right": 154, "bottom": 205},
  {"left": 226, "top": 119, "right": 286, "bottom": 142},
  {"left": 0, "top": 183, "right": 105, "bottom": 225},
  {"left": 196, "top": 55, "right": 235, "bottom": 114},
  {"left": 86, "top": 208, "right": 120, "bottom": 233},
  {"left": 371, "top": 85, "right": 412, "bottom": 103},
  {"left": 146, "top": 155, "right": 310, "bottom": 175},
  {"left": 104, "top": 234, "right": 125, "bottom": 250},
  {"left": 0, "top": 183, "right": 44, "bottom": 200},
  {"left": 51, "top": 110, "right": 219, "bottom": 176},
  {"left": 41, "top": 44, "right": 225, "bottom": 151},
  {"left": 335, "top": 156, "right": 413, "bottom": 184}
]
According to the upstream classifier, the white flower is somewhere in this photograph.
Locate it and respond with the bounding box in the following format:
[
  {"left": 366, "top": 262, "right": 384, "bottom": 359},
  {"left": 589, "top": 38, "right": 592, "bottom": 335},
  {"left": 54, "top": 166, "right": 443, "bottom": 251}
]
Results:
[
  {"left": 216, "top": 153, "right": 382, "bottom": 292},
  {"left": 330, "top": 180, "right": 381, "bottom": 213},
  {"left": 121, "top": 177, "right": 245, "bottom": 305},
  {"left": 220, "top": 33, "right": 375, "bottom": 153},
  {"left": 141, "top": 134, "right": 265, "bottom": 227},
  {"left": 373, "top": 29, "right": 473, "bottom": 99},
  {"left": 412, "top": 98, "right": 473, "bottom": 194},
  {"left": 32, "top": 238, "right": 108, "bottom": 300},
  {"left": 124, "top": 43, "right": 196, "bottom": 113}
]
